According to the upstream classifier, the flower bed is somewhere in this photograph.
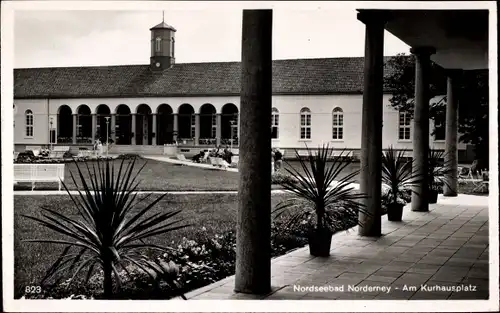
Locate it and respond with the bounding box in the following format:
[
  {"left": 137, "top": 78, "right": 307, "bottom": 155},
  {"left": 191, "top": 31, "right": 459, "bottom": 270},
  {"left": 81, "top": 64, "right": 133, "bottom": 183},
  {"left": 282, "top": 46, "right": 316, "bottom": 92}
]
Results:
[{"left": 22, "top": 210, "right": 358, "bottom": 300}]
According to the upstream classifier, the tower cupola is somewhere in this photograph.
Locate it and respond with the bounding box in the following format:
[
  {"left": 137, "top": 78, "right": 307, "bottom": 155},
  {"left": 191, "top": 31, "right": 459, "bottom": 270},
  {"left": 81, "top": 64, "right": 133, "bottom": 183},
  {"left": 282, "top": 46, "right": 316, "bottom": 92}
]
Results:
[{"left": 150, "top": 17, "right": 176, "bottom": 72}]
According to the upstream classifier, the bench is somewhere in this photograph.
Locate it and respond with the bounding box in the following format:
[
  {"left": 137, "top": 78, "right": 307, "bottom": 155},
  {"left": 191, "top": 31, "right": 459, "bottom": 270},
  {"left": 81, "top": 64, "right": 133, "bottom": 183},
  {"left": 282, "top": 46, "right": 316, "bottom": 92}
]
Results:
[
  {"left": 14, "top": 164, "right": 65, "bottom": 191},
  {"left": 77, "top": 150, "right": 96, "bottom": 158},
  {"left": 25, "top": 145, "right": 43, "bottom": 157},
  {"left": 53, "top": 146, "right": 70, "bottom": 152},
  {"left": 49, "top": 151, "right": 66, "bottom": 159}
]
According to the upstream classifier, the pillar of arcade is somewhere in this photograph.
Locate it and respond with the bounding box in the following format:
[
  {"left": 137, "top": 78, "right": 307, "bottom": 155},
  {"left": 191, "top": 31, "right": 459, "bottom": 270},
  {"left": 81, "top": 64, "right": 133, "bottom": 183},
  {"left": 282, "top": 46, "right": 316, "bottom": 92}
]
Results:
[
  {"left": 131, "top": 113, "right": 136, "bottom": 145},
  {"left": 152, "top": 113, "right": 157, "bottom": 146},
  {"left": 110, "top": 114, "right": 116, "bottom": 143},
  {"left": 72, "top": 114, "right": 77, "bottom": 144},
  {"left": 91, "top": 113, "right": 97, "bottom": 143},
  {"left": 216, "top": 114, "right": 222, "bottom": 146},
  {"left": 235, "top": 9, "right": 273, "bottom": 294},
  {"left": 195, "top": 114, "right": 200, "bottom": 146},
  {"left": 411, "top": 46, "right": 435, "bottom": 212},
  {"left": 357, "top": 11, "right": 388, "bottom": 237},
  {"left": 443, "top": 70, "right": 461, "bottom": 196},
  {"left": 173, "top": 114, "right": 178, "bottom": 143}
]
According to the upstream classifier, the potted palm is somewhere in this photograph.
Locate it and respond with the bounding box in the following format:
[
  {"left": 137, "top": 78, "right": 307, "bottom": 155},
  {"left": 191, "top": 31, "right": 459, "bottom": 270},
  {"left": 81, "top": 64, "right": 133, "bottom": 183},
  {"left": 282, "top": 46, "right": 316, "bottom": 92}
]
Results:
[
  {"left": 273, "top": 145, "right": 368, "bottom": 257},
  {"left": 381, "top": 147, "right": 421, "bottom": 221},
  {"left": 428, "top": 148, "right": 455, "bottom": 204}
]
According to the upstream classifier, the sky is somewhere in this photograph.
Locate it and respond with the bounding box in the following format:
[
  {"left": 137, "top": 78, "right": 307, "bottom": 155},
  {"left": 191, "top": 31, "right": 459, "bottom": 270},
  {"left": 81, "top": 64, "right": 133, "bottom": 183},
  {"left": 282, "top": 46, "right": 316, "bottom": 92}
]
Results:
[{"left": 13, "top": 6, "right": 411, "bottom": 68}]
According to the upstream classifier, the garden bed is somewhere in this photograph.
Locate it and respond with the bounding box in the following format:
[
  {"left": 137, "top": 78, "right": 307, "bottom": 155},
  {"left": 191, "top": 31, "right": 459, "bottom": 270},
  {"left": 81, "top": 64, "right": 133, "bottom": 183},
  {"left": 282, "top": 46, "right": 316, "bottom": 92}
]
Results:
[{"left": 15, "top": 193, "right": 358, "bottom": 299}]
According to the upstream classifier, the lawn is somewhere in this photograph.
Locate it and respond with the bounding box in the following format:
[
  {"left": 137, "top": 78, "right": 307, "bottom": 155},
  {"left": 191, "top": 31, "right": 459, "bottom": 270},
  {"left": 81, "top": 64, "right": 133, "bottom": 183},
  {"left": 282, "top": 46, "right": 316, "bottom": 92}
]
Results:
[
  {"left": 13, "top": 158, "right": 361, "bottom": 191},
  {"left": 13, "top": 193, "right": 293, "bottom": 298}
]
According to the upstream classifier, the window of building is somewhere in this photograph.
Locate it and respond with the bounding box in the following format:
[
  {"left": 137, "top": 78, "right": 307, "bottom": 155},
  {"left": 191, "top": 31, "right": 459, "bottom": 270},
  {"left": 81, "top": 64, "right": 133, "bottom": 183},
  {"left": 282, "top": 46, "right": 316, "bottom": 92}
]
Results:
[
  {"left": 332, "top": 107, "right": 344, "bottom": 140},
  {"left": 271, "top": 107, "right": 279, "bottom": 139},
  {"left": 211, "top": 115, "right": 217, "bottom": 138},
  {"left": 155, "top": 37, "right": 162, "bottom": 52},
  {"left": 398, "top": 111, "right": 411, "bottom": 140},
  {"left": 300, "top": 107, "right": 311, "bottom": 140},
  {"left": 25, "top": 109, "right": 34, "bottom": 137},
  {"left": 191, "top": 114, "right": 196, "bottom": 138},
  {"left": 434, "top": 114, "right": 446, "bottom": 141}
]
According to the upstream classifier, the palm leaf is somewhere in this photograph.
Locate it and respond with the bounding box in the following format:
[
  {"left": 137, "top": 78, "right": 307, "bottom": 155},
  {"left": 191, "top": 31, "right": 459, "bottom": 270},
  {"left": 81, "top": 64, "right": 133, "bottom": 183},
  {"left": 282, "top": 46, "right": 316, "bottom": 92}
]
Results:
[{"left": 23, "top": 157, "right": 187, "bottom": 298}]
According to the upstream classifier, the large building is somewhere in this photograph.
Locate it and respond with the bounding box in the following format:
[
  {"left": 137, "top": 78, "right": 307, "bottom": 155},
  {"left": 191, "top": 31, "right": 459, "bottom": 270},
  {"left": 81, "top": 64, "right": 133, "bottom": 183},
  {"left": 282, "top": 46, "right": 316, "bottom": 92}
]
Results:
[{"left": 13, "top": 20, "right": 468, "bottom": 158}]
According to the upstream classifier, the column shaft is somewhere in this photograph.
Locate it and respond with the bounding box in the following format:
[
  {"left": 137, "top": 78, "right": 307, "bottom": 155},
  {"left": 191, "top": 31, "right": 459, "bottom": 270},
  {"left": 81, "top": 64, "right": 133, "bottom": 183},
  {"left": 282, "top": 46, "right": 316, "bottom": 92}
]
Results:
[
  {"left": 91, "top": 113, "right": 97, "bottom": 142},
  {"left": 411, "top": 47, "right": 435, "bottom": 212},
  {"left": 235, "top": 9, "right": 273, "bottom": 294},
  {"left": 216, "top": 114, "right": 222, "bottom": 146},
  {"left": 195, "top": 114, "right": 200, "bottom": 146},
  {"left": 72, "top": 114, "right": 77, "bottom": 144},
  {"left": 358, "top": 12, "right": 386, "bottom": 237},
  {"left": 152, "top": 114, "right": 157, "bottom": 146},
  {"left": 173, "top": 114, "right": 178, "bottom": 143},
  {"left": 131, "top": 113, "right": 136, "bottom": 145},
  {"left": 110, "top": 114, "right": 116, "bottom": 142},
  {"left": 443, "top": 71, "right": 460, "bottom": 196}
]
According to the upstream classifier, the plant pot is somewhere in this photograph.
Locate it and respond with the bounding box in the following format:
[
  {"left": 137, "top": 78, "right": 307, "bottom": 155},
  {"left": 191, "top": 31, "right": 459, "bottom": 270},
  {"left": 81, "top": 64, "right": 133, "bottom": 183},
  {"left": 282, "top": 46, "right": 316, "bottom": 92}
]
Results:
[
  {"left": 308, "top": 228, "right": 333, "bottom": 257},
  {"left": 387, "top": 203, "right": 404, "bottom": 222},
  {"left": 429, "top": 190, "right": 438, "bottom": 204}
]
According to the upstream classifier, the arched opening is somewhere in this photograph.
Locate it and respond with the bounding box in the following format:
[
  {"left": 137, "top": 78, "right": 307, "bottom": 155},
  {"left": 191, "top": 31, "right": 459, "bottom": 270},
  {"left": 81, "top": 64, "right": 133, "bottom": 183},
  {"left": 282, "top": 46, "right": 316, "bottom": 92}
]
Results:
[
  {"left": 221, "top": 103, "right": 239, "bottom": 146},
  {"left": 136, "top": 104, "right": 152, "bottom": 145},
  {"left": 178, "top": 104, "right": 194, "bottom": 140},
  {"left": 96, "top": 105, "right": 111, "bottom": 143},
  {"left": 76, "top": 105, "right": 92, "bottom": 143},
  {"left": 157, "top": 104, "right": 174, "bottom": 145},
  {"left": 116, "top": 105, "right": 132, "bottom": 145},
  {"left": 199, "top": 103, "right": 216, "bottom": 145},
  {"left": 57, "top": 105, "right": 73, "bottom": 143}
]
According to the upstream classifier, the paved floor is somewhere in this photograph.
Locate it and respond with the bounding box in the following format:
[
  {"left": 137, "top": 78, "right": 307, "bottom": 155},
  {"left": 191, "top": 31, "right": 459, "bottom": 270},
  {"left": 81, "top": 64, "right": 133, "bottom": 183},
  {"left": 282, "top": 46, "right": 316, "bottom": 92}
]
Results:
[{"left": 185, "top": 194, "right": 490, "bottom": 300}]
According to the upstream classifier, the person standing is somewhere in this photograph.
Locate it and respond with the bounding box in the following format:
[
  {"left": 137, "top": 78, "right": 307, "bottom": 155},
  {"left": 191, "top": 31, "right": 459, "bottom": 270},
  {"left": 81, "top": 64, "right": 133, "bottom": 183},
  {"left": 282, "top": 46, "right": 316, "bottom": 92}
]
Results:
[{"left": 274, "top": 148, "right": 283, "bottom": 172}]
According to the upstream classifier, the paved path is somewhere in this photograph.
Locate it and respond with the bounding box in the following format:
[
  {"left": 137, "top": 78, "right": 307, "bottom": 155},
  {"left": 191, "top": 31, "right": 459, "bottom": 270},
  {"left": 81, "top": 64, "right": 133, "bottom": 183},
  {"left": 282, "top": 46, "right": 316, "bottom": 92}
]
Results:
[{"left": 185, "top": 194, "right": 490, "bottom": 300}]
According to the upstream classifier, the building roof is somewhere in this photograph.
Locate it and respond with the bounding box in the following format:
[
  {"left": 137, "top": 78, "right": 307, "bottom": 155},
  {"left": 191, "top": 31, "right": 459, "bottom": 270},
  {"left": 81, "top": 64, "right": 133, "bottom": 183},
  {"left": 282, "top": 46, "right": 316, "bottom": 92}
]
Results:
[
  {"left": 150, "top": 21, "right": 177, "bottom": 31},
  {"left": 14, "top": 57, "right": 396, "bottom": 99}
]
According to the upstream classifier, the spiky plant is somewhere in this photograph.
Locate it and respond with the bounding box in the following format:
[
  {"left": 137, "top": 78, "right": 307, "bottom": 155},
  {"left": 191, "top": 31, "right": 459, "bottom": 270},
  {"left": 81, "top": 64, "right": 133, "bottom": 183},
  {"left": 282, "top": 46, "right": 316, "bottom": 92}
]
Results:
[
  {"left": 23, "top": 158, "right": 189, "bottom": 299},
  {"left": 273, "top": 145, "right": 369, "bottom": 232},
  {"left": 381, "top": 146, "right": 422, "bottom": 206},
  {"left": 428, "top": 148, "right": 455, "bottom": 193}
]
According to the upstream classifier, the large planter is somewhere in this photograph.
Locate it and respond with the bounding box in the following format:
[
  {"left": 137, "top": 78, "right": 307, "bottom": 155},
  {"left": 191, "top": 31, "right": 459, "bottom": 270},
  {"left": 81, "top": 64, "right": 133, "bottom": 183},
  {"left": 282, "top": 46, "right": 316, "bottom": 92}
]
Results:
[
  {"left": 429, "top": 190, "right": 439, "bottom": 204},
  {"left": 387, "top": 203, "right": 404, "bottom": 222},
  {"left": 308, "top": 228, "right": 333, "bottom": 257}
]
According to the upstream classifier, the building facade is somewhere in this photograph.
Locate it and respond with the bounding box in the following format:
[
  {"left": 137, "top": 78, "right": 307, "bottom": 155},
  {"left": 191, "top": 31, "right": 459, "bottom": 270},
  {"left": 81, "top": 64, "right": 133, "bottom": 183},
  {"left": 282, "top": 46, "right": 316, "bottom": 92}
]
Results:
[{"left": 13, "top": 20, "right": 468, "bottom": 158}]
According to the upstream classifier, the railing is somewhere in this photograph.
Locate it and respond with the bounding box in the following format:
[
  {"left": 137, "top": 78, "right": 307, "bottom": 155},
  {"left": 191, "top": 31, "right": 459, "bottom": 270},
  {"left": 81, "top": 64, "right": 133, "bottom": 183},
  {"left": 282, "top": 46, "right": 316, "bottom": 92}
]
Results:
[
  {"left": 199, "top": 138, "right": 217, "bottom": 145},
  {"left": 221, "top": 138, "right": 239, "bottom": 146},
  {"left": 57, "top": 136, "right": 73, "bottom": 143},
  {"left": 76, "top": 137, "right": 93, "bottom": 144}
]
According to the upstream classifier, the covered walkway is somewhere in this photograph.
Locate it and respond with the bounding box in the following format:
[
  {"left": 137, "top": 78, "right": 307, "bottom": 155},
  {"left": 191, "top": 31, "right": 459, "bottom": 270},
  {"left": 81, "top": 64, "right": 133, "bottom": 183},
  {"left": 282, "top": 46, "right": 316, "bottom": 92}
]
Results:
[
  {"left": 187, "top": 195, "right": 489, "bottom": 300},
  {"left": 232, "top": 8, "right": 492, "bottom": 299}
]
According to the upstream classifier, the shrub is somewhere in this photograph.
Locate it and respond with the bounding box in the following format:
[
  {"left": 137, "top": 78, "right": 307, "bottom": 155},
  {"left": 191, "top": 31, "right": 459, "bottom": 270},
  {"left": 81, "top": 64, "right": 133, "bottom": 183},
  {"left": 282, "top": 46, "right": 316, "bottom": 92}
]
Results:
[
  {"left": 271, "top": 172, "right": 298, "bottom": 185},
  {"left": 117, "top": 153, "right": 144, "bottom": 160}
]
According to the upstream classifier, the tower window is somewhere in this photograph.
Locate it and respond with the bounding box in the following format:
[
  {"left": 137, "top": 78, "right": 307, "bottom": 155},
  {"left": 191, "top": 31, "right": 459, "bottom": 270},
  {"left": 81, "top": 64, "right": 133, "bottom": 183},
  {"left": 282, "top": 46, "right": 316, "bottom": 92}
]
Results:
[
  {"left": 155, "top": 37, "right": 162, "bottom": 52},
  {"left": 172, "top": 37, "right": 175, "bottom": 57}
]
